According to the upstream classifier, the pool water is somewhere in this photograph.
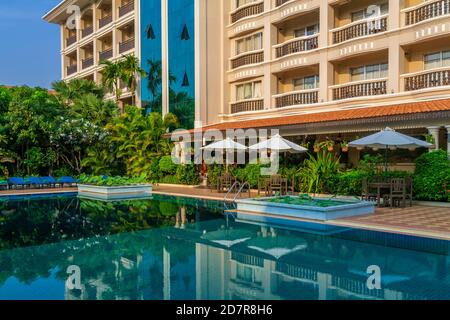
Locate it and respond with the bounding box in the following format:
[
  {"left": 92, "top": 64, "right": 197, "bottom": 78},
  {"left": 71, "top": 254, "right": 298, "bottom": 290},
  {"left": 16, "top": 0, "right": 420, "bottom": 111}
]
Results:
[{"left": 0, "top": 194, "right": 449, "bottom": 300}]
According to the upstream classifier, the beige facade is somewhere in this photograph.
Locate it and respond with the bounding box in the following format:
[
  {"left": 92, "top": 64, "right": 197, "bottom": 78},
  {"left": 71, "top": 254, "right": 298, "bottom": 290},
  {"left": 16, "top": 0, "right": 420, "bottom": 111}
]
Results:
[
  {"left": 198, "top": 0, "right": 450, "bottom": 153},
  {"left": 44, "top": 0, "right": 139, "bottom": 106}
]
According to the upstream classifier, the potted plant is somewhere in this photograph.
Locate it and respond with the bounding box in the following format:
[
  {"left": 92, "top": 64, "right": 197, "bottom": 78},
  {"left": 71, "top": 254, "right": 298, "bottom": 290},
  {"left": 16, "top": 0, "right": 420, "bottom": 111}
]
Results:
[
  {"left": 341, "top": 141, "right": 349, "bottom": 153},
  {"left": 324, "top": 140, "right": 335, "bottom": 152},
  {"left": 313, "top": 141, "right": 321, "bottom": 153}
]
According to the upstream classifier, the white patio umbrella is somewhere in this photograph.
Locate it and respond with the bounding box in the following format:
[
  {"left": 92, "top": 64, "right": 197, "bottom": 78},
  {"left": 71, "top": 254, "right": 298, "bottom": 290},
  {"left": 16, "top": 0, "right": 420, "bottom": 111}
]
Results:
[
  {"left": 349, "top": 127, "right": 433, "bottom": 172},
  {"left": 249, "top": 134, "right": 308, "bottom": 168},
  {"left": 201, "top": 137, "right": 247, "bottom": 171},
  {"left": 248, "top": 134, "right": 308, "bottom": 153}
]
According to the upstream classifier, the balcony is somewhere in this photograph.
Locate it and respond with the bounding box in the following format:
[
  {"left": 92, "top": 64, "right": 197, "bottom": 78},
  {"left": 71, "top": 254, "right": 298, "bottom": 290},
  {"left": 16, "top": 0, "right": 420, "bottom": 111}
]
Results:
[
  {"left": 231, "top": 2, "right": 264, "bottom": 23},
  {"left": 231, "top": 98, "right": 264, "bottom": 113},
  {"left": 99, "top": 48, "right": 113, "bottom": 61},
  {"left": 231, "top": 51, "right": 264, "bottom": 69},
  {"left": 275, "top": 0, "right": 291, "bottom": 6},
  {"left": 275, "top": 35, "right": 319, "bottom": 58},
  {"left": 332, "top": 79, "right": 387, "bottom": 100},
  {"left": 274, "top": 89, "right": 319, "bottom": 108},
  {"left": 99, "top": 14, "right": 113, "bottom": 29},
  {"left": 119, "top": 38, "right": 135, "bottom": 54},
  {"left": 82, "top": 25, "right": 93, "bottom": 38},
  {"left": 66, "top": 35, "right": 77, "bottom": 47},
  {"left": 119, "top": 0, "right": 134, "bottom": 18},
  {"left": 404, "top": 68, "right": 450, "bottom": 91},
  {"left": 405, "top": 0, "right": 450, "bottom": 26},
  {"left": 82, "top": 57, "right": 94, "bottom": 69},
  {"left": 67, "top": 64, "right": 77, "bottom": 76},
  {"left": 332, "top": 16, "right": 388, "bottom": 44}
]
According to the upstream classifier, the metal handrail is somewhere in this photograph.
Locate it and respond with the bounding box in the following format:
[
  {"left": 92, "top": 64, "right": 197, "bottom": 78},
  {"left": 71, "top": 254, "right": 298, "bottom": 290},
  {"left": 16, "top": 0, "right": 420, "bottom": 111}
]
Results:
[
  {"left": 224, "top": 181, "right": 241, "bottom": 202},
  {"left": 233, "top": 182, "right": 251, "bottom": 202}
]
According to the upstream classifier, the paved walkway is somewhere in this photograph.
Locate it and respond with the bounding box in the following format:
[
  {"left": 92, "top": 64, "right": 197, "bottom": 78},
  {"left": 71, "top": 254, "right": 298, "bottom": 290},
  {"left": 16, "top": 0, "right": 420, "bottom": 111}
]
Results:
[
  {"left": 153, "top": 184, "right": 450, "bottom": 241},
  {"left": 0, "top": 188, "right": 77, "bottom": 197}
]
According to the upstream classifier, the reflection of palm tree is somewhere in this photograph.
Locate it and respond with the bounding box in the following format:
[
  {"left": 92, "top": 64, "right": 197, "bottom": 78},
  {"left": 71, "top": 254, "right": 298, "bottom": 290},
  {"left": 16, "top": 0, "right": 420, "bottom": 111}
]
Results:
[{"left": 146, "top": 59, "right": 176, "bottom": 111}]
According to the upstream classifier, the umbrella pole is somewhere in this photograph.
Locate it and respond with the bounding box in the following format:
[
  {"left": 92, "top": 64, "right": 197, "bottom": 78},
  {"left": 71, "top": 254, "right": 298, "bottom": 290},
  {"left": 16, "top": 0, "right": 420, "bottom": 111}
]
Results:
[{"left": 384, "top": 146, "right": 388, "bottom": 174}]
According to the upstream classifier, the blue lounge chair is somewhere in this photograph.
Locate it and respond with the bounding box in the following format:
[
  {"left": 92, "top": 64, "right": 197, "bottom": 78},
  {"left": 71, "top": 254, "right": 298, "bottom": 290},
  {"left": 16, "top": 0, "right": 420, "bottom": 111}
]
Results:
[
  {"left": 41, "top": 176, "right": 58, "bottom": 188},
  {"left": 26, "top": 177, "right": 44, "bottom": 189},
  {"left": 0, "top": 179, "right": 8, "bottom": 190},
  {"left": 57, "top": 176, "right": 79, "bottom": 187},
  {"left": 8, "top": 177, "right": 30, "bottom": 189}
]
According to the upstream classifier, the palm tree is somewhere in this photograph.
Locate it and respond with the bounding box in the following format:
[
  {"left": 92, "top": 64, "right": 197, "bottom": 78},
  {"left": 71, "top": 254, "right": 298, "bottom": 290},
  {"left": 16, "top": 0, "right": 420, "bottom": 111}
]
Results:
[
  {"left": 71, "top": 94, "right": 118, "bottom": 126},
  {"left": 100, "top": 60, "right": 122, "bottom": 106},
  {"left": 120, "top": 55, "right": 146, "bottom": 106},
  {"left": 52, "top": 79, "right": 105, "bottom": 106}
]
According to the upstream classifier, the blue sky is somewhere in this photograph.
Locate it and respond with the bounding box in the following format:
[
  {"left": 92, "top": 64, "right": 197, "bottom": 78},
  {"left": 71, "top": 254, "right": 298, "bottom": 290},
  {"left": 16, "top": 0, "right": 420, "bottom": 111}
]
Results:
[{"left": 0, "top": 0, "right": 61, "bottom": 88}]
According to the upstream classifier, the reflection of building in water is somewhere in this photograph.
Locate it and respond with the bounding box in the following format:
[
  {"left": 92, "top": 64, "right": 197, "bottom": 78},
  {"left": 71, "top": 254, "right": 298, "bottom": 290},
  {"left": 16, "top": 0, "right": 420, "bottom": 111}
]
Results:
[{"left": 163, "top": 222, "right": 450, "bottom": 301}]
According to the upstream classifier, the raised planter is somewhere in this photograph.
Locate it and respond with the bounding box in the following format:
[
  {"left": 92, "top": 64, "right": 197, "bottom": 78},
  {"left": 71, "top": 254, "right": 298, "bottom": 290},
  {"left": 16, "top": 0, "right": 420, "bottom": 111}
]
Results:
[
  {"left": 235, "top": 196, "right": 375, "bottom": 222},
  {"left": 78, "top": 184, "right": 152, "bottom": 201}
]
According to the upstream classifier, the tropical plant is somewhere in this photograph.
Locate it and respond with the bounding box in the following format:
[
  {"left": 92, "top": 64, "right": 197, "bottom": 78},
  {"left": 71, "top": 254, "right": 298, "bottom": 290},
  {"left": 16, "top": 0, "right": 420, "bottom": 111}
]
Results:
[
  {"left": 298, "top": 150, "right": 341, "bottom": 194},
  {"left": 414, "top": 150, "right": 450, "bottom": 201},
  {"left": 100, "top": 60, "right": 123, "bottom": 104},
  {"left": 52, "top": 79, "right": 105, "bottom": 106},
  {"left": 120, "top": 55, "right": 147, "bottom": 106}
]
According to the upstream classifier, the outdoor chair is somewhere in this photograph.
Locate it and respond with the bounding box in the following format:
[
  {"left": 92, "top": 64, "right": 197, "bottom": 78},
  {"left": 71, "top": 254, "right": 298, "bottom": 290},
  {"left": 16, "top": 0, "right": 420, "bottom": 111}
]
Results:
[
  {"left": 269, "top": 175, "right": 284, "bottom": 196},
  {"left": 361, "top": 177, "right": 377, "bottom": 202},
  {"left": 26, "top": 177, "right": 44, "bottom": 189},
  {"left": 41, "top": 176, "right": 58, "bottom": 188},
  {"left": 217, "top": 173, "right": 236, "bottom": 192},
  {"left": 384, "top": 178, "right": 406, "bottom": 208},
  {"left": 405, "top": 177, "right": 413, "bottom": 207},
  {"left": 7, "top": 177, "right": 30, "bottom": 189},
  {"left": 258, "top": 178, "right": 270, "bottom": 196},
  {"left": 57, "top": 176, "right": 79, "bottom": 187}
]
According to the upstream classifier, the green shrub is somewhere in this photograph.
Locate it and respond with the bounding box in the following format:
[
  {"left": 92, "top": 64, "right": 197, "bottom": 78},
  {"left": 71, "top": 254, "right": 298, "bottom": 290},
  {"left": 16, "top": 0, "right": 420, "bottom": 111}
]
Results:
[
  {"left": 159, "top": 156, "right": 177, "bottom": 175},
  {"left": 147, "top": 156, "right": 161, "bottom": 183},
  {"left": 207, "top": 164, "right": 224, "bottom": 187},
  {"left": 79, "top": 175, "right": 147, "bottom": 186},
  {"left": 176, "top": 164, "right": 200, "bottom": 185},
  {"left": 414, "top": 150, "right": 450, "bottom": 201}
]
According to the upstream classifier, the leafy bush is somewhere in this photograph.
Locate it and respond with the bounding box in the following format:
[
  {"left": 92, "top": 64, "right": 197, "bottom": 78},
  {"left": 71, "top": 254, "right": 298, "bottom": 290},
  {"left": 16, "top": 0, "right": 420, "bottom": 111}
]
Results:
[
  {"left": 79, "top": 175, "right": 148, "bottom": 186},
  {"left": 207, "top": 164, "right": 224, "bottom": 187},
  {"left": 298, "top": 151, "right": 340, "bottom": 194},
  {"left": 159, "top": 156, "right": 177, "bottom": 175},
  {"left": 414, "top": 150, "right": 450, "bottom": 201},
  {"left": 176, "top": 164, "right": 200, "bottom": 185}
]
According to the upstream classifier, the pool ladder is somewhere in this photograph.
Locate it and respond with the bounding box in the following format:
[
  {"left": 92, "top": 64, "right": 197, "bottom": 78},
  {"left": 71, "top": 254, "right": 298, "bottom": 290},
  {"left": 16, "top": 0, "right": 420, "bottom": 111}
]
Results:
[{"left": 224, "top": 181, "right": 251, "bottom": 203}]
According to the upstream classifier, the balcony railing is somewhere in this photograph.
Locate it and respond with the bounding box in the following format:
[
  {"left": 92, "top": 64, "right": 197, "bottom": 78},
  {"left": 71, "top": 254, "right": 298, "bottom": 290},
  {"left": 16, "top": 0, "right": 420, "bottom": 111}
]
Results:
[
  {"left": 275, "top": 0, "right": 291, "bottom": 6},
  {"left": 66, "top": 35, "right": 77, "bottom": 47},
  {"left": 332, "top": 16, "right": 388, "bottom": 44},
  {"left": 231, "top": 2, "right": 264, "bottom": 23},
  {"left": 119, "top": 0, "right": 134, "bottom": 17},
  {"left": 82, "top": 25, "right": 93, "bottom": 38},
  {"left": 67, "top": 64, "right": 77, "bottom": 76},
  {"left": 99, "top": 48, "right": 113, "bottom": 61},
  {"left": 99, "top": 14, "right": 113, "bottom": 29},
  {"left": 332, "top": 79, "right": 387, "bottom": 100},
  {"left": 82, "top": 57, "right": 94, "bottom": 69},
  {"left": 275, "top": 89, "right": 319, "bottom": 108},
  {"left": 119, "top": 38, "right": 135, "bottom": 54},
  {"left": 405, "top": 0, "right": 450, "bottom": 25},
  {"left": 404, "top": 68, "right": 450, "bottom": 91},
  {"left": 231, "top": 98, "right": 264, "bottom": 113},
  {"left": 275, "top": 35, "right": 319, "bottom": 58},
  {"left": 231, "top": 51, "right": 264, "bottom": 69}
]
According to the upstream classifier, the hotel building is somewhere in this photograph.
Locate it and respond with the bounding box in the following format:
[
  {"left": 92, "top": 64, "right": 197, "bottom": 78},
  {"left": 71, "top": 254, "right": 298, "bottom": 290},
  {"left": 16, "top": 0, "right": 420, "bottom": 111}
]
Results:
[{"left": 45, "top": 0, "right": 450, "bottom": 165}]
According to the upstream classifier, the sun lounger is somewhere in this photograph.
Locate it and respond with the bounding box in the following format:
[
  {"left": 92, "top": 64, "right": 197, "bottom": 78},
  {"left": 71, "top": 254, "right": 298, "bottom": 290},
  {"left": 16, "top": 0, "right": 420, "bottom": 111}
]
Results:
[
  {"left": 41, "top": 176, "right": 58, "bottom": 188},
  {"left": 0, "top": 179, "right": 8, "bottom": 190},
  {"left": 57, "top": 176, "right": 79, "bottom": 187},
  {"left": 7, "top": 177, "right": 30, "bottom": 189},
  {"left": 26, "top": 177, "right": 44, "bottom": 189}
]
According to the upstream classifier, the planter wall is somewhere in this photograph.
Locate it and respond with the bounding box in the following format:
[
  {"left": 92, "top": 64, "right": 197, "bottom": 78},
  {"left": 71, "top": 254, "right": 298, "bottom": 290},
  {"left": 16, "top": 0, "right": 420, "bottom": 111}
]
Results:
[
  {"left": 236, "top": 196, "right": 374, "bottom": 222},
  {"left": 78, "top": 184, "right": 152, "bottom": 200}
]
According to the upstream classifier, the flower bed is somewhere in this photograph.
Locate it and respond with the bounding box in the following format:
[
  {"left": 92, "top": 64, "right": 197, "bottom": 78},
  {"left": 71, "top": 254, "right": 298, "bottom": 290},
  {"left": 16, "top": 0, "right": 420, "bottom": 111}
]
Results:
[{"left": 78, "top": 176, "right": 152, "bottom": 200}]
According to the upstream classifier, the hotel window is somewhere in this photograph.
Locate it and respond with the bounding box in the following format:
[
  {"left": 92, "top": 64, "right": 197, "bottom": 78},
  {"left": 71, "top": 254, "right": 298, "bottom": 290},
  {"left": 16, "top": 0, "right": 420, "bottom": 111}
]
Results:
[
  {"left": 235, "top": 32, "right": 263, "bottom": 55},
  {"left": 294, "top": 24, "right": 319, "bottom": 38},
  {"left": 235, "top": 0, "right": 258, "bottom": 9},
  {"left": 236, "top": 81, "right": 262, "bottom": 101},
  {"left": 236, "top": 265, "right": 262, "bottom": 285},
  {"left": 351, "top": 3, "right": 388, "bottom": 22},
  {"left": 293, "top": 75, "right": 320, "bottom": 90},
  {"left": 424, "top": 51, "right": 450, "bottom": 70},
  {"left": 351, "top": 63, "right": 388, "bottom": 81}
]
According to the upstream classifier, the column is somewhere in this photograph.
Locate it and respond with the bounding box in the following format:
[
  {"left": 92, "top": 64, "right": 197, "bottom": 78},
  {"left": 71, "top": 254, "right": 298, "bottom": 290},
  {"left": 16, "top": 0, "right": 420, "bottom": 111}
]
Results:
[
  {"left": 446, "top": 126, "right": 450, "bottom": 158},
  {"left": 427, "top": 126, "right": 441, "bottom": 151},
  {"left": 318, "top": 1, "right": 333, "bottom": 103},
  {"left": 263, "top": 0, "right": 273, "bottom": 109},
  {"left": 161, "top": 0, "right": 169, "bottom": 116},
  {"left": 387, "top": 0, "right": 402, "bottom": 94}
]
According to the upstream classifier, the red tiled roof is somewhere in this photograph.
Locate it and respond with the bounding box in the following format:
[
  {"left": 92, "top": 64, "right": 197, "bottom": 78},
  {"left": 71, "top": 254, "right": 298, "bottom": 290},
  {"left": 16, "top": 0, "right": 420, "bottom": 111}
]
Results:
[{"left": 197, "top": 99, "right": 450, "bottom": 132}]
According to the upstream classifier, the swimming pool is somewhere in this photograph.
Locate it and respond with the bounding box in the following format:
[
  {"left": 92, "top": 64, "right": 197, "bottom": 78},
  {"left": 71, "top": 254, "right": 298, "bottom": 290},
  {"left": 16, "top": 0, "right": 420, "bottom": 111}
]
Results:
[{"left": 0, "top": 194, "right": 449, "bottom": 300}]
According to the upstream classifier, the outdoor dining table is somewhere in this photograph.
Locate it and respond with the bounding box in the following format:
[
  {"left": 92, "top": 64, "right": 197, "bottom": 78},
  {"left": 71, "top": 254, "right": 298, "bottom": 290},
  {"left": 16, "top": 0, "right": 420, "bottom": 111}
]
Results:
[{"left": 368, "top": 181, "right": 391, "bottom": 206}]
